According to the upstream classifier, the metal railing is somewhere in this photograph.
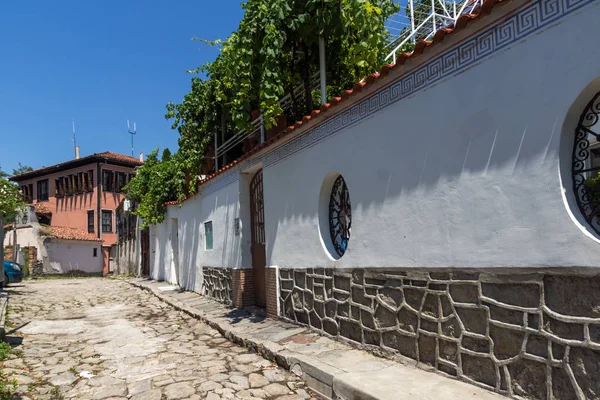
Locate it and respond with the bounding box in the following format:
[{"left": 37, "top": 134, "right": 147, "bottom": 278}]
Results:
[
  {"left": 279, "top": 72, "right": 320, "bottom": 114},
  {"left": 214, "top": 72, "right": 320, "bottom": 169},
  {"left": 215, "top": 114, "right": 263, "bottom": 161},
  {"left": 385, "top": 0, "right": 483, "bottom": 64}
]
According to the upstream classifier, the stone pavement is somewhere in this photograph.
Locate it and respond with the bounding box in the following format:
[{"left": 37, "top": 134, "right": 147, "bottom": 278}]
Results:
[
  {"left": 130, "top": 278, "right": 507, "bottom": 400},
  {"left": 3, "top": 278, "right": 312, "bottom": 399}
]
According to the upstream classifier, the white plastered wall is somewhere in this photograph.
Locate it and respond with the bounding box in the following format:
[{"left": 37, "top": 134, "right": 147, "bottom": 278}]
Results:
[
  {"left": 262, "top": 1, "right": 600, "bottom": 270},
  {"left": 149, "top": 218, "right": 172, "bottom": 283},
  {"left": 45, "top": 240, "right": 103, "bottom": 273},
  {"left": 148, "top": 175, "right": 246, "bottom": 290},
  {"left": 150, "top": 1, "right": 600, "bottom": 285}
]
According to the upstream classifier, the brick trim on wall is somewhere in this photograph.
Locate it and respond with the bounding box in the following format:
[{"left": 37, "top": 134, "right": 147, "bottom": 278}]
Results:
[
  {"left": 265, "top": 267, "right": 278, "bottom": 317},
  {"left": 205, "top": 267, "right": 276, "bottom": 315},
  {"left": 4, "top": 246, "right": 37, "bottom": 264},
  {"left": 232, "top": 269, "right": 254, "bottom": 308}
]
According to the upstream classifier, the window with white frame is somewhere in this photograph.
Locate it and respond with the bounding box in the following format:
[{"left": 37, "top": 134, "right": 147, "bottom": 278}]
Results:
[{"left": 204, "top": 221, "right": 213, "bottom": 250}]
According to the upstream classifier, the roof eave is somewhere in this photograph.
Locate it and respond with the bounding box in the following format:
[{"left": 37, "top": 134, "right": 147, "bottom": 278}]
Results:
[{"left": 10, "top": 154, "right": 142, "bottom": 182}]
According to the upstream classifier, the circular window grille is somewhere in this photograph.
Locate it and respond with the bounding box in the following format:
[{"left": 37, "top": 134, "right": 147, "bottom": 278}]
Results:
[
  {"left": 573, "top": 91, "right": 600, "bottom": 234},
  {"left": 328, "top": 175, "right": 352, "bottom": 257}
]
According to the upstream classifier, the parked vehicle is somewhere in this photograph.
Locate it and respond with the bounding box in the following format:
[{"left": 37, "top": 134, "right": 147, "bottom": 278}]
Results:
[{"left": 3, "top": 261, "right": 24, "bottom": 286}]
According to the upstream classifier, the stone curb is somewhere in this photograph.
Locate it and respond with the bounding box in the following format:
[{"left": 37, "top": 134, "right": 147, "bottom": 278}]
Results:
[{"left": 127, "top": 280, "right": 352, "bottom": 400}]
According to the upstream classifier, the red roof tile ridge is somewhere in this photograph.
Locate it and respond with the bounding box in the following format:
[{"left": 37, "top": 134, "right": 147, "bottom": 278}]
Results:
[
  {"left": 165, "top": 0, "right": 510, "bottom": 207},
  {"left": 95, "top": 151, "right": 144, "bottom": 165}
]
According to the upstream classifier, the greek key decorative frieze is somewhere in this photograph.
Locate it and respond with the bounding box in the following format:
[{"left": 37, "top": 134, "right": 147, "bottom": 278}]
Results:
[{"left": 264, "top": 0, "right": 597, "bottom": 169}]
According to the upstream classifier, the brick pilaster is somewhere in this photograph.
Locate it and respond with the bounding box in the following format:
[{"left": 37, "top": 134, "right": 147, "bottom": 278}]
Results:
[
  {"left": 28, "top": 247, "right": 37, "bottom": 262},
  {"left": 232, "top": 269, "right": 254, "bottom": 308},
  {"left": 265, "top": 267, "right": 278, "bottom": 318}
]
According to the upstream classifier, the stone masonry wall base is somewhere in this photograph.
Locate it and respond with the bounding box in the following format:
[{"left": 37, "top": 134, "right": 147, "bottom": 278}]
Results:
[{"left": 279, "top": 268, "right": 600, "bottom": 400}]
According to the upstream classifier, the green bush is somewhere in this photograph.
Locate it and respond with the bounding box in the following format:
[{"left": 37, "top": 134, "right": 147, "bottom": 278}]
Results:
[
  {"left": 584, "top": 172, "right": 600, "bottom": 211},
  {"left": 0, "top": 376, "right": 17, "bottom": 400},
  {"left": 0, "top": 342, "right": 11, "bottom": 362},
  {"left": 0, "top": 342, "right": 17, "bottom": 400}
]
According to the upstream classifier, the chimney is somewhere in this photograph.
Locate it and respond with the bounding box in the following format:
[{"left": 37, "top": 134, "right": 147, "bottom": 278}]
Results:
[
  {"left": 75, "top": 146, "right": 80, "bottom": 160},
  {"left": 139, "top": 152, "right": 144, "bottom": 162}
]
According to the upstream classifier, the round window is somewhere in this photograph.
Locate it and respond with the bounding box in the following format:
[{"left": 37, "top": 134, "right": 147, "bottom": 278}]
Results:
[
  {"left": 328, "top": 175, "right": 352, "bottom": 258},
  {"left": 572, "top": 91, "right": 600, "bottom": 235}
]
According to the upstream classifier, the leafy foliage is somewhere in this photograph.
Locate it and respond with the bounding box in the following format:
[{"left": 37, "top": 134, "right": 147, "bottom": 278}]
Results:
[
  {"left": 585, "top": 172, "right": 600, "bottom": 212},
  {"left": 12, "top": 163, "right": 33, "bottom": 176},
  {"left": 0, "top": 343, "right": 11, "bottom": 362},
  {"left": 124, "top": 149, "right": 185, "bottom": 227},
  {"left": 0, "top": 173, "right": 25, "bottom": 224},
  {"left": 0, "top": 170, "right": 24, "bottom": 276},
  {"left": 129, "top": 0, "right": 399, "bottom": 225},
  {"left": 0, "top": 372, "right": 17, "bottom": 400},
  {"left": 169, "top": 0, "right": 399, "bottom": 151}
]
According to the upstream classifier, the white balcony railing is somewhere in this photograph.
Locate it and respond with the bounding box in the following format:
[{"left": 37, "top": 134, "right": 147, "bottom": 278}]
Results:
[{"left": 385, "top": 0, "right": 483, "bottom": 64}]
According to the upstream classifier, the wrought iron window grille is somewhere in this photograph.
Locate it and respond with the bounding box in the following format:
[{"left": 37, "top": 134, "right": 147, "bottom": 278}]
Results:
[
  {"left": 329, "top": 175, "right": 352, "bottom": 258},
  {"left": 573, "top": 91, "right": 600, "bottom": 235}
]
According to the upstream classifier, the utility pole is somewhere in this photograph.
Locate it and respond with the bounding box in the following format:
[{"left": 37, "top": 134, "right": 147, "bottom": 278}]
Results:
[{"left": 72, "top": 120, "right": 77, "bottom": 159}]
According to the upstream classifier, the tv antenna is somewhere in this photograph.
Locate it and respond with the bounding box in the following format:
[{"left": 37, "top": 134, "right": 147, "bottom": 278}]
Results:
[
  {"left": 71, "top": 119, "right": 77, "bottom": 158},
  {"left": 127, "top": 120, "right": 137, "bottom": 157}
]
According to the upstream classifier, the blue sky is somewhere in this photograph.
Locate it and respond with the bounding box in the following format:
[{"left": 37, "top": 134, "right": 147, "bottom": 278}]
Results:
[
  {"left": 0, "top": 0, "right": 245, "bottom": 173},
  {"left": 0, "top": 1, "right": 407, "bottom": 174}
]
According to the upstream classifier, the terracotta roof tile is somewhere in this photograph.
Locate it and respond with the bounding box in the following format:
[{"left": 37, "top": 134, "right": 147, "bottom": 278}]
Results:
[
  {"left": 353, "top": 82, "right": 366, "bottom": 92},
  {"left": 165, "top": 0, "right": 510, "bottom": 207},
  {"left": 380, "top": 64, "right": 393, "bottom": 77},
  {"left": 34, "top": 203, "right": 52, "bottom": 215},
  {"left": 47, "top": 226, "right": 103, "bottom": 242},
  {"left": 366, "top": 73, "right": 380, "bottom": 84},
  {"left": 95, "top": 152, "right": 144, "bottom": 165}
]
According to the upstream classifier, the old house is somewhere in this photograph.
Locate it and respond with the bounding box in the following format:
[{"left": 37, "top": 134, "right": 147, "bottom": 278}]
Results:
[
  {"left": 6, "top": 151, "right": 143, "bottom": 274},
  {"left": 139, "top": 0, "right": 600, "bottom": 397}
]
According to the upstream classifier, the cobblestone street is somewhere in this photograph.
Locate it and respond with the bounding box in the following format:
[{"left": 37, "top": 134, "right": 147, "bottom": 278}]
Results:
[{"left": 3, "top": 278, "right": 311, "bottom": 400}]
